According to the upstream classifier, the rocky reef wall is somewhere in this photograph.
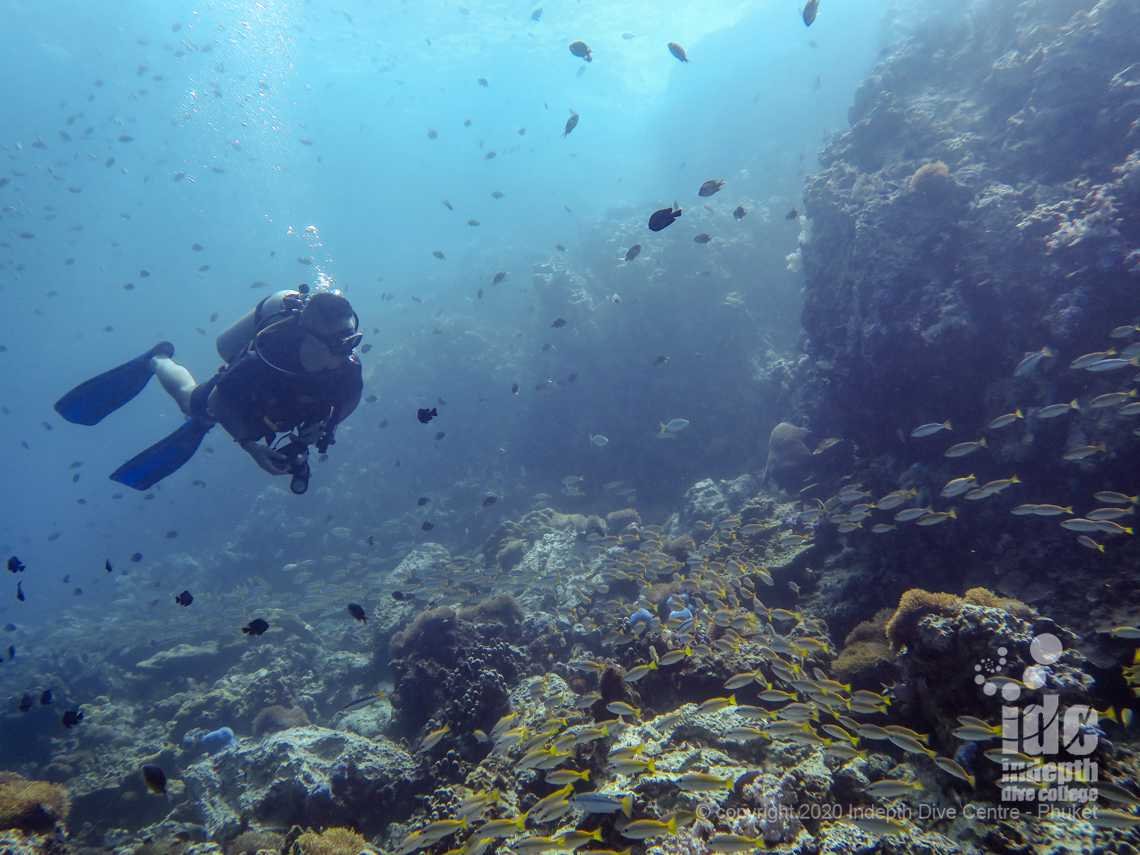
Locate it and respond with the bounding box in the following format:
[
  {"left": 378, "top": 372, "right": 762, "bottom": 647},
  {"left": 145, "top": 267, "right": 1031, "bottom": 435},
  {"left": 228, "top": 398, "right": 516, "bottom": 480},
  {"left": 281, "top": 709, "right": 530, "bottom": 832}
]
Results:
[{"left": 798, "top": 0, "right": 1140, "bottom": 447}]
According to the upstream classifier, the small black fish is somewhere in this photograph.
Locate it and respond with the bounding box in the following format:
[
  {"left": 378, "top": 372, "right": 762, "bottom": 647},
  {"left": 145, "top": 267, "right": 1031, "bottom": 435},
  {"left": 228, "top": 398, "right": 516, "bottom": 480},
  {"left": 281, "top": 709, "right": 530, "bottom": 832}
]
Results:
[
  {"left": 131, "top": 552, "right": 143, "bottom": 562},
  {"left": 18, "top": 694, "right": 34, "bottom": 713},
  {"left": 365, "top": 394, "right": 378, "bottom": 404},
  {"left": 653, "top": 355, "right": 671, "bottom": 366},
  {"left": 242, "top": 618, "right": 269, "bottom": 636},
  {"left": 62, "top": 708, "right": 83, "bottom": 728},
  {"left": 482, "top": 495, "right": 498, "bottom": 507},
  {"left": 551, "top": 318, "right": 567, "bottom": 328},
  {"left": 531, "top": 8, "right": 542, "bottom": 22},
  {"left": 417, "top": 497, "right": 431, "bottom": 506},
  {"left": 175, "top": 590, "right": 193, "bottom": 607},
  {"left": 73, "top": 587, "right": 83, "bottom": 596},
  {"left": 786, "top": 208, "right": 799, "bottom": 220},
  {"left": 477, "top": 289, "right": 483, "bottom": 299},
  {"left": 563, "top": 111, "right": 579, "bottom": 137},
  {"left": 625, "top": 244, "right": 641, "bottom": 262},
  {"left": 63, "top": 575, "right": 70, "bottom": 583},
  {"left": 421, "top": 521, "right": 435, "bottom": 532},
  {"left": 567, "top": 372, "right": 578, "bottom": 383},
  {"left": 698, "top": 179, "right": 725, "bottom": 197},
  {"left": 165, "top": 530, "right": 178, "bottom": 539},
  {"left": 648, "top": 206, "right": 682, "bottom": 231},
  {"left": 16, "top": 581, "right": 25, "bottom": 602},
  {"left": 417, "top": 407, "right": 438, "bottom": 424},
  {"left": 142, "top": 764, "right": 167, "bottom": 794},
  {"left": 392, "top": 591, "right": 408, "bottom": 601},
  {"left": 105, "top": 559, "right": 113, "bottom": 573},
  {"left": 477, "top": 77, "right": 489, "bottom": 87},
  {"left": 379, "top": 419, "right": 389, "bottom": 429},
  {"left": 7, "top": 556, "right": 25, "bottom": 574},
  {"left": 511, "top": 383, "right": 520, "bottom": 395},
  {"left": 733, "top": 206, "right": 747, "bottom": 220},
  {"left": 434, "top": 431, "right": 446, "bottom": 440},
  {"left": 40, "top": 689, "right": 53, "bottom": 705},
  {"left": 492, "top": 271, "right": 507, "bottom": 284},
  {"left": 568, "top": 41, "right": 592, "bottom": 62},
  {"left": 693, "top": 233, "right": 711, "bottom": 244},
  {"left": 347, "top": 603, "right": 367, "bottom": 623},
  {"left": 667, "top": 42, "right": 689, "bottom": 62},
  {"left": 442, "top": 199, "right": 453, "bottom": 211}
]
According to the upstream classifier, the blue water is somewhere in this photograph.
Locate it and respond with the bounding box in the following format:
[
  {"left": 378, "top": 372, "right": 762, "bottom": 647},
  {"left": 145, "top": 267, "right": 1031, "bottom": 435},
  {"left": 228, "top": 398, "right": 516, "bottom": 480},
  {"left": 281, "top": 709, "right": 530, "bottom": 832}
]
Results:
[{"left": 0, "top": 0, "right": 884, "bottom": 636}]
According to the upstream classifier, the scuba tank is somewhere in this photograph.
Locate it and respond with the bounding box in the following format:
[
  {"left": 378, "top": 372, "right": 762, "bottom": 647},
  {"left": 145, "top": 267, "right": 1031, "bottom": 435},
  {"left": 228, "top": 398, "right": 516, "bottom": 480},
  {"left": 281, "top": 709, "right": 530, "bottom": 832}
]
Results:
[{"left": 215, "top": 289, "right": 305, "bottom": 364}]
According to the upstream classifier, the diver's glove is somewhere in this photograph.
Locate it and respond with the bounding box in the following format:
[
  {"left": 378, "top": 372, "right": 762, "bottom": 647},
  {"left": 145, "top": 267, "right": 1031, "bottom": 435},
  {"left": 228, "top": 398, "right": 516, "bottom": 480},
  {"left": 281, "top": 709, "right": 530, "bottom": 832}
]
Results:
[{"left": 241, "top": 440, "right": 290, "bottom": 476}]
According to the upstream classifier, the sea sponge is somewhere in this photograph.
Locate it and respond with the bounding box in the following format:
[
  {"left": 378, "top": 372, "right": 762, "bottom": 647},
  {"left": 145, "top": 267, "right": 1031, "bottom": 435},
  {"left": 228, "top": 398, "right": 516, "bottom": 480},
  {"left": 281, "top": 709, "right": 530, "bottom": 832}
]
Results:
[
  {"left": 907, "top": 160, "right": 952, "bottom": 196},
  {"left": 251, "top": 704, "right": 311, "bottom": 738},
  {"left": 884, "top": 589, "right": 963, "bottom": 649},
  {"left": 292, "top": 826, "right": 369, "bottom": 855},
  {"left": 0, "top": 772, "right": 70, "bottom": 832}
]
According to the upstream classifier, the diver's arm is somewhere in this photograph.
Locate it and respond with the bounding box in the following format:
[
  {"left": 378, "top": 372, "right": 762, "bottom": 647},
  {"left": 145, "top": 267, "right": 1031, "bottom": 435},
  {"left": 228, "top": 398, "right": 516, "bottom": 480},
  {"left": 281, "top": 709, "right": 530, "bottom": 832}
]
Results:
[
  {"left": 324, "top": 361, "right": 364, "bottom": 445},
  {"left": 206, "top": 385, "right": 289, "bottom": 475}
]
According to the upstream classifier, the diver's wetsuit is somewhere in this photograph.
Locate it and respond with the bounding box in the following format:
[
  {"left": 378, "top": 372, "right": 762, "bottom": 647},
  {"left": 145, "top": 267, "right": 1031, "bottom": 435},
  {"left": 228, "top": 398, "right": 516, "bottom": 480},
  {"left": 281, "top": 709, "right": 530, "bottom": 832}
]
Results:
[{"left": 191, "top": 293, "right": 363, "bottom": 444}]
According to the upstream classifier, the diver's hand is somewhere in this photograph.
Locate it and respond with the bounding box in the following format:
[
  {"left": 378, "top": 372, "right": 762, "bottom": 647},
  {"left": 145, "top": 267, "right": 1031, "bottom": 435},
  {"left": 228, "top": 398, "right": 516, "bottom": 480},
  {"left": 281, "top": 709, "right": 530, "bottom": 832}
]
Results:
[
  {"left": 242, "top": 440, "right": 289, "bottom": 476},
  {"left": 296, "top": 420, "right": 326, "bottom": 446}
]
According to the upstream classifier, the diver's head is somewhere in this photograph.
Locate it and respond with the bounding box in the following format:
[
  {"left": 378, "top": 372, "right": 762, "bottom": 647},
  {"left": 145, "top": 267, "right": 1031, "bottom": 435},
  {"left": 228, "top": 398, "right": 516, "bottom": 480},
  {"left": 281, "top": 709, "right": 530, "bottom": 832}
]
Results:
[{"left": 298, "top": 290, "right": 361, "bottom": 370}]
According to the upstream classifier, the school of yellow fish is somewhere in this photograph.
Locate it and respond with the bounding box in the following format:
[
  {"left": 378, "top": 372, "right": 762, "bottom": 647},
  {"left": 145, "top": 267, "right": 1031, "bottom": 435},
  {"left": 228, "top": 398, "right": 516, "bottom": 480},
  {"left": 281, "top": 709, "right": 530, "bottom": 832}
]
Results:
[{"left": 390, "top": 491, "right": 1139, "bottom": 852}]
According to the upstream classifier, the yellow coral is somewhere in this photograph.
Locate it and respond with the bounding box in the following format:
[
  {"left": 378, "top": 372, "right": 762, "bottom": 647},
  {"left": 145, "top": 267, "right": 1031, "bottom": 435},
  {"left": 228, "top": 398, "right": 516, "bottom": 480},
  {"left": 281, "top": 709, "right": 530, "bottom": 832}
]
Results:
[
  {"left": 963, "top": 587, "right": 1035, "bottom": 618},
  {"left": 907, "top": 160, "right": 951, "bottom": 195},
  {"left": 0, "top": 772, "right": 70, "bottom": 832},
  {"left": 884, "top": 588, "right": 963, "bottom": 649},
  {"left": 293, "top": 826, "right": 369, "bottom": 855}
]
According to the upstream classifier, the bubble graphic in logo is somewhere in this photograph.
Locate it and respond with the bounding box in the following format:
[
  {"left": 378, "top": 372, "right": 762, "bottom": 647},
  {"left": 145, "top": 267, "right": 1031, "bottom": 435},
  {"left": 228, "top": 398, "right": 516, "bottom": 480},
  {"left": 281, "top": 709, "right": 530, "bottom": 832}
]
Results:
[{"left": 1030, "top": 633, "right": 1062, "bottom": 665}]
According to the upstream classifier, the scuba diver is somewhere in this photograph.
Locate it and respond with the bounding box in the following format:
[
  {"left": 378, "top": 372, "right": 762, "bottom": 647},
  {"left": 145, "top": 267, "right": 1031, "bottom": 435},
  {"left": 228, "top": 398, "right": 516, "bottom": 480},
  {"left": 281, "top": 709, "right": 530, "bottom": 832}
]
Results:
[{"left": 54, "top": 287, "right": 363, "bottom": 494}]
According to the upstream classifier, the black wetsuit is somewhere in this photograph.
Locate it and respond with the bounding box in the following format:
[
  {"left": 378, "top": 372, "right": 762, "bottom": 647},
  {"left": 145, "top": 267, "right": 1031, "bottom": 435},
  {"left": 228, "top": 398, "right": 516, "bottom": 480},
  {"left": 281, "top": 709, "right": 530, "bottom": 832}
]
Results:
[{"left": 190, "top": 318, "right": 363, "bottom": 445}]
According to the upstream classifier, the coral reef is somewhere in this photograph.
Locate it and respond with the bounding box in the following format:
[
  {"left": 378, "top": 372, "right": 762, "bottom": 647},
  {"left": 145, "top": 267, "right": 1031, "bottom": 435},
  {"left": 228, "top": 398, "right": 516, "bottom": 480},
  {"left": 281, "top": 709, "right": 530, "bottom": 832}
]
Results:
[
  {"left": 252, "top": 705, "right": 311, "bottom": 738},
  {"left": 762, "top": 422, "right": 812, "bottom": 487},
  {"left": 831, "top": 609, "right": 896, "bottom": 687},
  {"left": 291, "top": 826, "right": 370, "bottom": 855},
  {"left": 0, "top": 773, "right": 69, "bottom": 833}
]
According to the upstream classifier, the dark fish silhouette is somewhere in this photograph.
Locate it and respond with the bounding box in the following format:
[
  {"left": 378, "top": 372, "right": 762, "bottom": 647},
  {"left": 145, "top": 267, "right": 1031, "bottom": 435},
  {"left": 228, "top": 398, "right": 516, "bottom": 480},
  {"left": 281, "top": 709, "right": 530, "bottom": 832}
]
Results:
[
  {"left": 175, "top": 590, "right": 193, "bottom": 607},
  {"left": 698, "top": 179, "right": 724, "bottom": 197},
  {"left": 421, "top": 521, "right": 435, "bottom": 531},
  {"left": 347, "top": 603, "right": 367, "bottom": 623},
  {"left": 482, "top": 495, "right": 499, "bottom": 507},
  {"left": 667, "top": 42, "right": 689, "bottom": 62},
  {"left": 786, "top": 208, "right": 799, "bottom": 220},
  {"left": 569, "top": 41, "right": 592, "bottom": 62},
  {"left": 803, "top": 0, "right": 819, "bottom": 27},
  {"left": 62, "top": 708, "right": 84, "bottom": 728},
  {"left": 563, "top": 111, "right": 579, "bottom": 137},
  {"left": 142, "top": 764, "right": 167, "bottom": 794},
  {"left": 694, "top": 233, "right": 712, "bottom": 244},
  {"left": 7, "top": 556, "right": 25, "bottom": 574},
  {"left": 551, "top": 318, "right": 568, "bottom": 328},
  {"left": 625, "top": 245, "right": 641, "bottom": 262},
  {"left": 733, "top": 206, "right": 747, "bottom": 220},
  {"left": 648, "top": 206, "right": 682, "bottom": 231},
  {"left": 242, "top": 618, "right": 269, "bottom": 636},
  {"left": 417, "top": 407, "right": 438, "bottom": 424}
]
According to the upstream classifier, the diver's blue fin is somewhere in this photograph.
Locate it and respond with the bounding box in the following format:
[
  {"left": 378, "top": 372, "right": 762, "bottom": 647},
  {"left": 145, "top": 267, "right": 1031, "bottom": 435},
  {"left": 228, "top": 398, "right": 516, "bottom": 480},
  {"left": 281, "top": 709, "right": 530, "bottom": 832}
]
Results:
[
  {"left": 110, "top": 418, "right": 213, "bottom": 491},
  {"left": 54, "top": 342, "right": 175, "bottom": 426}
]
